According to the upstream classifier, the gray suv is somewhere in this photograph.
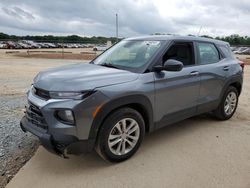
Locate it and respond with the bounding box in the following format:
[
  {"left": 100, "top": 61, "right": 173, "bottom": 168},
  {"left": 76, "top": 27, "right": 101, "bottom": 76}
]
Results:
[{"left": 20, "top": 36, "right": 243, "bottom": 162}]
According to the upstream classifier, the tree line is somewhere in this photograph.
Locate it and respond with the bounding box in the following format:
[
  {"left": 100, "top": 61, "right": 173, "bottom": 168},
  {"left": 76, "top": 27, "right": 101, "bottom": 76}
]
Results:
[
  {"left": 0, "top": 32, "right": 118, "bottom": 44},
  {"left": 1, "top": 32, "right": 250, "bottom": 46},
  {"left": 154, "top": 33, "right": 250, "bottom": 46},
  {"left": 199, "top": 34, "right": 250, "bottom": 46}
]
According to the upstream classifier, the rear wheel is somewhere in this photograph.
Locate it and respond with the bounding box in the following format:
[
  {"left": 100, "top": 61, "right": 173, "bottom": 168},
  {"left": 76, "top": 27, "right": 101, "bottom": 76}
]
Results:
[
  {"left": 95, "top": 108, "right": 145, "bottom": 162},
  {"left": 214, "top": 86, "right": 238, "bottom": 120}
]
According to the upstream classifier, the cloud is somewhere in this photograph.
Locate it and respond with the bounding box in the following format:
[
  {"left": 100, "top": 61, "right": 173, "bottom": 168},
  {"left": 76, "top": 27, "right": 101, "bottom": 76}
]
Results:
[
  {"left": 2, "top": 6, "right": 35, "bottom": 20},
  {"left": 0, "top": 0, "right": 249, "bottom": 37}
]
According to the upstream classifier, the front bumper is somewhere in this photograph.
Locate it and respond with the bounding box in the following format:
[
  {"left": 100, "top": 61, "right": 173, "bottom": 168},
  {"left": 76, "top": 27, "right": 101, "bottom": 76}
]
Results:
[
  {"left": 20, "top": 116, "right": 95, "bottom": 157},
  {"left": 19, "top": 87, "right": 109, "bottom": 157}
]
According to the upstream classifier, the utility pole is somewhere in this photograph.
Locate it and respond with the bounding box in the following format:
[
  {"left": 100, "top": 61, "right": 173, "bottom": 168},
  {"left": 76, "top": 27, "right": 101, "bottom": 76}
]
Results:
[{"left": 116, "top": 13, "right": 118, "bottom": 42}]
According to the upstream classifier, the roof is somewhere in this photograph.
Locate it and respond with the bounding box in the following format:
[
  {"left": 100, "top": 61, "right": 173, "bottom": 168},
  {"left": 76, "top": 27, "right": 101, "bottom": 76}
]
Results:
[{"left": 125, "top": 35, "right": 229, "bottom": 45}]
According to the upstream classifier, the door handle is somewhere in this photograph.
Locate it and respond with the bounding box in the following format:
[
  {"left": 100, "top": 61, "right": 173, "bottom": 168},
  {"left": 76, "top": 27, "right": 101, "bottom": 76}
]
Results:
[
  {"left": 190, "top": 71, "right": 199, "bottom": 76},
  {"left": 223, "top": 66, "right": 230, "bottom": 71}
]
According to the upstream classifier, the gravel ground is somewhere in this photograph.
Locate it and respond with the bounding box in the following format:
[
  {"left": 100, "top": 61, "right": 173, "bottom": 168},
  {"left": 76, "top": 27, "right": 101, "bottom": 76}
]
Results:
[{"left": 0, "top": 95, "right": 39, "bottom": 187}]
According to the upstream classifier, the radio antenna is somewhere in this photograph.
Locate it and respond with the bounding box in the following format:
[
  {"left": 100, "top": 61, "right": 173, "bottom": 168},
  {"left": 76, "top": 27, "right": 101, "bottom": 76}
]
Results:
[{"left": 197, "top": 26, "right": 202, "bottom": 36}]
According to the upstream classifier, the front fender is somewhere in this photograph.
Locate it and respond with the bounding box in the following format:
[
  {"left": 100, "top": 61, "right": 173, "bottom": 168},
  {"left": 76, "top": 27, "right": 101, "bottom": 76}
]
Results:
[{"left": 88, "top": 94, "right": 154, "bottom": 142}]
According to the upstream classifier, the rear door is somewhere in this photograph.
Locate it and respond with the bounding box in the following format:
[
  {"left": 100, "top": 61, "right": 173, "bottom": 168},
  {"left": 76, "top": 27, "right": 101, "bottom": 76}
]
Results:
[
  {"left": 154, "top": 41, "right": 201, "bottom": 128},
  {"left": 195, "top": 42, "right": 229, "bottom": 113}
]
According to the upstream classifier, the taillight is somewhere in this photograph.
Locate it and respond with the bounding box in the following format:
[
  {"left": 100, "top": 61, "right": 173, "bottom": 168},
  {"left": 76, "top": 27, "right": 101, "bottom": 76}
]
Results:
[{"left": 238, "top": 60, "right": 245, "bottom": 71}]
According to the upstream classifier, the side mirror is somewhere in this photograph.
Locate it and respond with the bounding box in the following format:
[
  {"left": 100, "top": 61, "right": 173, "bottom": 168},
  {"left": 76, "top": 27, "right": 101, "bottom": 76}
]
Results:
[
  {"left": 153, "top": 59, "right": 183, "bottom": 72},
  {"left": 163, "top": 59, "right": 183, "bottom": 71}
]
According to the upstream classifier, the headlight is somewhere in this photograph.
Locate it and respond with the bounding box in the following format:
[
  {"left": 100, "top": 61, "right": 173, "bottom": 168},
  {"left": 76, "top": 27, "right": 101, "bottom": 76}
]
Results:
[
  {"left": 56, "top": 110, "right": 75, "bottom": 124},
  {"left": 49, "top": 91, "right": 94, "bottom": 100}
]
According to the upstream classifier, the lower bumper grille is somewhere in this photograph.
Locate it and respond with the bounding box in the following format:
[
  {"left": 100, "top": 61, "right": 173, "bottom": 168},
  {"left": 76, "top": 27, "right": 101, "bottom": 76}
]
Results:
[{"left": 25, "top": 102, "right": 48, "bottom": 130}]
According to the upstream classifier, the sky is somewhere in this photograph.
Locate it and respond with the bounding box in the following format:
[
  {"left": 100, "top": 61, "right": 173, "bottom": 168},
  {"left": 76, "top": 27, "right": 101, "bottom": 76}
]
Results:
[{"left": 0, "top": 0, "right": 250, "bottom": 37}]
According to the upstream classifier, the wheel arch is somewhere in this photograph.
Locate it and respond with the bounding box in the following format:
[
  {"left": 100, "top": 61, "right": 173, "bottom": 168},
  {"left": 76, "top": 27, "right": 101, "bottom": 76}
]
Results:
[
  {"left": 229, "top": 82, "right": 242, "bottom": 95},
  {"left": 89, "top": 95, "right": 154, "bottom": 142},
  {"left": 220, "top": 75, "right": 243, "bottom": 99}
]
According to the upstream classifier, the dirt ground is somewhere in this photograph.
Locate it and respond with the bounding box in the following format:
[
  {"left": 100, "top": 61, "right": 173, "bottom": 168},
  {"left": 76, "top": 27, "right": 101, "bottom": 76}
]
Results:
[
  {"left": 3, "top": 48, "right": 100, "bottom": 61},
  {"left": 0, "top": 54, "right": 87, "bottom": 188},
  {"left": 1, "top": 48, "right": 250, "bottom": 64},
  {"left": 0, "top": 51, "right": 249, "bottom": 187},
  {"left": 0, "top": 58, "right": 85, "bottom": 96},
  {"left": 236, "top": 55, "right": 250, "bottom": 65}
]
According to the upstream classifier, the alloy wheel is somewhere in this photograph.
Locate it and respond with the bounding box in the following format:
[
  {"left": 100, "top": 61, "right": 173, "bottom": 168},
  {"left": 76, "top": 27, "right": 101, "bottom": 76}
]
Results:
[
  {"left": 108, "top": 118, "right": 140, "bottom": 155},
  {"left": 224, "top": 91, "right": 237, "bottom": 116}
]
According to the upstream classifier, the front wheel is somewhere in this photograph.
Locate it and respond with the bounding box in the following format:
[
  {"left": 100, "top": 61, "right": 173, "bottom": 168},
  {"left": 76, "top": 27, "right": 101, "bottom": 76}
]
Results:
[
  {"left": 214, "top": 86, "right": 239, "bottom": 120},
  {"left": 95, "top": 108, "right": 145, "bottom": 162}
]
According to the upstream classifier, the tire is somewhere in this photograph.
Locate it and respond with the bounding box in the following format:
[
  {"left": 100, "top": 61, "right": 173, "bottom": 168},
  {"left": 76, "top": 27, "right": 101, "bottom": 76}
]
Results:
[
  {"left": 214, "top": 86, "right": 239, "bottom": 120},
  {"left": 95, "top": 108, "right": 145, "bottom": 162}
]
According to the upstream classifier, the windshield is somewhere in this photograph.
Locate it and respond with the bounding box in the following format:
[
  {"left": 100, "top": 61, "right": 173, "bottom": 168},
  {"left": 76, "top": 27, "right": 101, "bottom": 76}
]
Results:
[{"left": 92, "top": 40, "right": 163, "bottom": 72}]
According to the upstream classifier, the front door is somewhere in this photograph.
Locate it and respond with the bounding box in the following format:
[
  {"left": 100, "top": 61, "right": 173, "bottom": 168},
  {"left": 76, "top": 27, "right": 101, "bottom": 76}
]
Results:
[{"left": 154, "top": 41, "right": 200, "bottom": 129}]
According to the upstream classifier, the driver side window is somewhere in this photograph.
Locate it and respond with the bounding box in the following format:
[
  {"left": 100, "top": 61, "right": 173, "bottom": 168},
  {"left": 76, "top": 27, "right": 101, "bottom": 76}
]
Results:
[{"left": 162, "top": 42, "right": 195, "bottom": 66}]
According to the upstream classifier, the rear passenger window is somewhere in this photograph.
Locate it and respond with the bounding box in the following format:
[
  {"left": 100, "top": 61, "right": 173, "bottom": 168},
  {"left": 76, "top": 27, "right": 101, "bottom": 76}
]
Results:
[
  {"left": 219, "top": 45, "right": 234, "bottom": 58},
  {"left": 197, "top": 42, "right": 220, "bottom": 64}
]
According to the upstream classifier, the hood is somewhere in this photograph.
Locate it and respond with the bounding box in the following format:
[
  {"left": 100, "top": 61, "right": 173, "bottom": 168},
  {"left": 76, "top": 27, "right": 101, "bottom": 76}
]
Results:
[{"left": 33, "top": 63, "right": 139, "bottom": 91}]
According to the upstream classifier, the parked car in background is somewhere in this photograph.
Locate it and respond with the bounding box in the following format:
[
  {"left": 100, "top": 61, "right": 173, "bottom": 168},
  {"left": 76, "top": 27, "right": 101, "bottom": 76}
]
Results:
[
  {"left": 18, "top": 41, "right": 30, "bottom": 49},
  {"left": 240, "top": 48, "right": 250, "bottom": 55},
  {"left": 5, "top": 41, "right": 16, "bottom": 49},
  {"left": 234, "top": 47, "right": 248, "bottom": 54},
  {"left": 87, "top": 44, "right": 94, "bottom": 48},
  {"left": 230, "top": 46, "right": 238, "bottom": 51},
  {"left": 39, "top": 43, "right": 50, "bottom": 48},
  {"left": 93, "top": 45, "right": 108, "bottom": 51},
  {"left": 23, "top": 40, "right": 40, "bottom": 48},
  {"left": 79, "top": 44, "right": 87, "bottom": 48},
  {"left": 0, "top": 40, "right": 107, "bottom": 49},
  {"left": 0, "top": 42, "right": 7, "bottom": 49},
  {"left": 20, "top": 35, "right": 243, "bottom": 162},
  {"left": 47, "top": 43, "right": 57, "bottom": 48}
]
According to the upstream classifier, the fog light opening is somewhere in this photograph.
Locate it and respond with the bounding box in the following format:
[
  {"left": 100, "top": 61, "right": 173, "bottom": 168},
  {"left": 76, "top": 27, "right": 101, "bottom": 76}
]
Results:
[{"left": 56, "top": 110, "right": 75, "bottom": 125}]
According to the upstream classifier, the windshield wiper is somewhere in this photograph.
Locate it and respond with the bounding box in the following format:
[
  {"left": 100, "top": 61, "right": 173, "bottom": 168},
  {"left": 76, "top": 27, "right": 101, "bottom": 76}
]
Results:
[{"left": 100, "top": 63, "right": 120, "bottom": 69}]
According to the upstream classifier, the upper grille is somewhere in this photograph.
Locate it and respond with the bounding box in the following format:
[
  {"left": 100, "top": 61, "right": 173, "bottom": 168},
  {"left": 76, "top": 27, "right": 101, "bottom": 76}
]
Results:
[
  {"left": 34, "top": 87, "right": 50, "bottom": 100},
  {"left": 25, "top": 102, "right": 48, "bottom": 130}
]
